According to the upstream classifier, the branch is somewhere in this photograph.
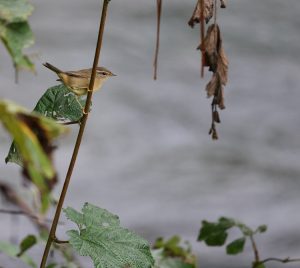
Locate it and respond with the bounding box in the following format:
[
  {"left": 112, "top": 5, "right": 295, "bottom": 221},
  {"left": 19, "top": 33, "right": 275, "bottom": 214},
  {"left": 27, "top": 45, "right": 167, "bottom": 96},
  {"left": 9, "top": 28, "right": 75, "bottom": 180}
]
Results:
[
  {"left": 0, "top": 181, "right": 48, "bottom": 231},
  {"left": 153, "top": 0, "right": 162, "bottom": 80},
  {"left": 0, "top": 209, "right": 64, "bottom": 225},
  {"left": 40, "top": 1, "right": 111, "bottom": 267},
  {"left": 260, "top": 257, "right": 300, "bottom": 265},
  {"left": 250, "top": 235, "right": 260, "bottom": 263}
]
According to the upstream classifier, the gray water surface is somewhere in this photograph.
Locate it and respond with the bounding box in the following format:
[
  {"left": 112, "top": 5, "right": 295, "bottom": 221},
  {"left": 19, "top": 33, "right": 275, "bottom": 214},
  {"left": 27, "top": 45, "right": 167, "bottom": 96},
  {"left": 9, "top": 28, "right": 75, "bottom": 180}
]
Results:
[{"left": 1, "top": 0, "right": 300, "bottom": 267}]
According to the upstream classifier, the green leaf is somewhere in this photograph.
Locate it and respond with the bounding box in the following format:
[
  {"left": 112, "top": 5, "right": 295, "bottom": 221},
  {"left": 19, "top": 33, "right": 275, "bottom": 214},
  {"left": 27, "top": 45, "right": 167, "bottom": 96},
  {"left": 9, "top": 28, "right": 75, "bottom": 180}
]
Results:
[
  {"left": 6, "top": 84, "right": 83, "bottom": 173},
  {"left": 152, "top": 249, "right": 195, "bottom": 268},
  {"left": 1, "top": 100, "right": 67, "bottom": 212},
  {"left": 17, "top": 234, "right": 37, "bottom": 257},
  {"left": 153, "top": 236, "right": 196, "bottom": 264},
  {"left": 0, "top": 0, "right": 34, "bottom": 23},
  {"left": 0, "top": 0, "right": 35, "bottom": 71},
  {"left": 64, "top": 203, "right": 154, "bottom": 268},
  {"left": 226, "top": 237, "right": 246, "bottom": 255},
  {"left": 0, "top": 21, "right": 34, "bottom": 71},
  {"left": 33, "top": 84, "right": 86, "bottom": 122},
  {"left": 255, "top": 225, "right": 267, "bottom": 234},
  {"left": 0, "top": 241, "right": 37, "bottom": 268},
  {"left": 198, "top": 220, "right": 228, "bottom": 246}
]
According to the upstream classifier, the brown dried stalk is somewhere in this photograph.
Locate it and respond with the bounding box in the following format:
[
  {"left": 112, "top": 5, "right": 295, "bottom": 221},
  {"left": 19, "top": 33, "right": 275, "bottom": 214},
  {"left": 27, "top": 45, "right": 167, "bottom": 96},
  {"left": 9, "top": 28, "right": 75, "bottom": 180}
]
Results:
[{"left": 153, "top": 0, "right": 162, "bottom": 80}]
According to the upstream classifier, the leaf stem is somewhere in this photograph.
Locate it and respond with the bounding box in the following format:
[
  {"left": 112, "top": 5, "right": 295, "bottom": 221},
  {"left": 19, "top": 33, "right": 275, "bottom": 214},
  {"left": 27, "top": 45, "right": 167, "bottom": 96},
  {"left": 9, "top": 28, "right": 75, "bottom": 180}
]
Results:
[
  {"left": 54, "top": 238, "right": 69, "bottom": 244},
  {"left": 260, "top": 257, "right": 300, "bottom": 265},
  {"left": 39, "top": 1, "right": 111, "bottom": 267},
  {"left": 250, "top": 234, "right": 260, "bottom": 264}
]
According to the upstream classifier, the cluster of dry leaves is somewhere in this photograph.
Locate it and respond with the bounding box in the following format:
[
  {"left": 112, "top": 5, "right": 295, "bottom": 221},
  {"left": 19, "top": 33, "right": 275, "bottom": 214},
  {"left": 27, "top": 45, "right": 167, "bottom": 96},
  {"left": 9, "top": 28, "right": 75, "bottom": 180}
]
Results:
[
  {"left": 154, "top": 0, "right": 229, "bottom": 139},
  {"left": 189, "top": 0, "right": 228, "bottom": 140}
]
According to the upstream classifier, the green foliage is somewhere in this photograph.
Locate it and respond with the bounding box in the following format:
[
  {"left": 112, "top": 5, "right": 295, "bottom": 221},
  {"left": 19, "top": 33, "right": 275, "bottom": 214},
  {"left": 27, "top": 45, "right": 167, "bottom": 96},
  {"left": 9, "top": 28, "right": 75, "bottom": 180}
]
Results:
[
  {"left": 0, "top": 240, "right": 37, "bottom": 268},
  {"left": 153, "top": 236, "right": 196, "bottom": 268},
  {"left": 6, "top": 84, "right": 84, "bottom": 178},
  {"left": 64, "top": 203, "right": 154, "bottom": 268},
  {"left": 0, "top": 0, "right": 34, "bottom": 71},
  {"left": 226, "top": 237, "right": 246, "bottom": 255},
  {"left": 17, "top": 234, "right": 37, "bottom": 257},
  {"left": 198, "top": 217, "right": 234, "bottom": 246},
  {"left": 198, "top": 217, "right": 267, "bottom": 256},
  {"left": 1, "top": 100, "right": 67, "bottom": 212},
  {"left": 33, "top": 84, "right": 86, "bottom": 122}
]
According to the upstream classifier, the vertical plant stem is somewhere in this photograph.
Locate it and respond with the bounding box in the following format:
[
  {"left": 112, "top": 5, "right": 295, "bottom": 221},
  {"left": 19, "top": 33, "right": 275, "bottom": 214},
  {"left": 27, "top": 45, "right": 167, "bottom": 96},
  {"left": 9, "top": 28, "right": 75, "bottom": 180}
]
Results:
[
  {"left": 40, "top": 1, "right": 111, "bottom": 267},
  {"left": 250, "top": 235, "right": 260, "bottom": 264},
  {"left": 153, "top": 0, "right": 162, "bottom": 80},
  {"left": 200, "top": 0, "right": 205, "bottom": 77}
]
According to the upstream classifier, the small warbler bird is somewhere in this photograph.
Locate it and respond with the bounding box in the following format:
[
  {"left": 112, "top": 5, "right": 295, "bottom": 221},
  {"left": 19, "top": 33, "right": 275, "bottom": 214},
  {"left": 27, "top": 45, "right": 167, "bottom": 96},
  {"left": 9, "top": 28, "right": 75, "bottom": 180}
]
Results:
[{"left": 43, "top": 62, "right": 116, "bottom": 96}]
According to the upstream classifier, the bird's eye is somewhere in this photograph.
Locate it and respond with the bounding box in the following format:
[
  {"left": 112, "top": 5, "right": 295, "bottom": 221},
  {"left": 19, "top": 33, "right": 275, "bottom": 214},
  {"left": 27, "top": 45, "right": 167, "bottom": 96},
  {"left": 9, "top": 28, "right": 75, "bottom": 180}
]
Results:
[{"left": 100, "top": 72, "right": 107, "bottom": 75}]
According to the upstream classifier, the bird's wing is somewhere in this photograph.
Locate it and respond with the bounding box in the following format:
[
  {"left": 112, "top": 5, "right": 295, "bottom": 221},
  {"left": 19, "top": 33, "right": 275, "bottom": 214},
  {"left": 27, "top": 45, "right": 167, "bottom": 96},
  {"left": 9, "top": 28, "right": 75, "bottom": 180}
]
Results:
[{"left": 65, "top": 69, "right": 90, "bottom": 78}]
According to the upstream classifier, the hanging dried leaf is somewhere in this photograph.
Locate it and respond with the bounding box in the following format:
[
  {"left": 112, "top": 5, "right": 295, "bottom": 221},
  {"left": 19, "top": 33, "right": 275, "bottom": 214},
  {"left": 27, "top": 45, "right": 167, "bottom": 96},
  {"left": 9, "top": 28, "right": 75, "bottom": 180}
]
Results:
[
  {"left": 217, "top": 47, "right": 229, "bottom": 85},
  {"left": 188, "top": 0, "right": 214, "bottom": 27},
  {"left": 201, "top": 24, "right": 221, "bottom": 70},
  {"left": 206, "top": 73, "right": 219, "bottom": 97}
]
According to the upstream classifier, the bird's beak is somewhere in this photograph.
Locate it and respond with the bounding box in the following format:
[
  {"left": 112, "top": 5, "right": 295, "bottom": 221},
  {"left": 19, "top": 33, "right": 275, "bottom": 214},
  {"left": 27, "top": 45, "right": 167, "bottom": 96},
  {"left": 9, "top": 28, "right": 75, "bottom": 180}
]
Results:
[{"left": 110, "top": 73, "right": 117, "bottom": 77}]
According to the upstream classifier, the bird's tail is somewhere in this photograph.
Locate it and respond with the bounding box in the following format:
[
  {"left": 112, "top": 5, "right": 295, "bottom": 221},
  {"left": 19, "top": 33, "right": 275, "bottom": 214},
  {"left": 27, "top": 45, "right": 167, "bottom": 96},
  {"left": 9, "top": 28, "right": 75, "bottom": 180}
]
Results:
[{"left": 43, "top": 62, "right": 62, "bottom": 74}]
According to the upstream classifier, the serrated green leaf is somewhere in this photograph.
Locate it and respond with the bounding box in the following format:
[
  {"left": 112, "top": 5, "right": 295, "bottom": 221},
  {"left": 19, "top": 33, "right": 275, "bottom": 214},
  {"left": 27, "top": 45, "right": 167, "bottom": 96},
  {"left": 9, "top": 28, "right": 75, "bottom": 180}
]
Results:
[
  {"left": 0, "top": 0, "right": 34, "bottom": 23},
  {"left": 65, "top": 203, "right": 154, "bottom": 268},
  {"left": 226, "top": 237, "right": 246, "bottom": 255},
  {"left": 64, "top": 207, "right": 85, "bottom": 229},
  {"left": 6, "top": 84, "right": 83, "bottom": 171},
  {"left": 17, "top": 234, "right": 37, "bottom": 257},
  {"left": 0, "top": 241, "right": 37, "bottom": 268},
  {"left": 33, "top": 84, "right": 85, "bottom": 122},
  {"left": 1, "top": 100, "right": 67, "bottom": 212}
]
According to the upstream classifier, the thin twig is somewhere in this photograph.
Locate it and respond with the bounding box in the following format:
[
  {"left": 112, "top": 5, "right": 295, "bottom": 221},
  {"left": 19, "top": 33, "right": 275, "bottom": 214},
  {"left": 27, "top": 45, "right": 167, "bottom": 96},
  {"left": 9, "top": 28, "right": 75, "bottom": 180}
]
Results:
[
  {"left": 250, "top": 235, "right": 260, "bottom": 263},
  {"left": 40, "top": 1, "right": 111, "bottom": 267},
  {"left": 200, "top": 0, "right": 205, "bottom": 77},
  {"left": 0, "top": 209, "right": 64, "bottom": 225},
  {"left": 0, "top": 181, "right": 48, "bottom": 230},
  {"left": 153, "top": 0, "right": 162, "bottom": 80},
  {"left": 54, "top": 238, "right": 69, "bottom": 244},
  {"left": 61, "top": 120, "right": 80, "bottom": 126},
  {"left": 260, "top": 257, "right": 300, "bottom": 264}
]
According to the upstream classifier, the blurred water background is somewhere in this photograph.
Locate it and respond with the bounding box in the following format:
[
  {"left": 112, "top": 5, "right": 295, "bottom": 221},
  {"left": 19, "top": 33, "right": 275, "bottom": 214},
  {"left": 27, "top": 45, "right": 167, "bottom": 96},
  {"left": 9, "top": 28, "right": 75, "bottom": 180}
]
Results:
[{"left": 1, "top": 0, "right": 300, "bottom": 267}]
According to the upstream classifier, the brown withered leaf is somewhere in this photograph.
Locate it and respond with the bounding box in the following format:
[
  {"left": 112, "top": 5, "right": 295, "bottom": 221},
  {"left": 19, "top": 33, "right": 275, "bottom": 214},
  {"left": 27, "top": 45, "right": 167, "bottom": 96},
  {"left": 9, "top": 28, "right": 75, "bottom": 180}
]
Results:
[
  {"left": 213, "top": 85, "right": 226, "bottom": 110},
  {"left": 188, "top": 0, "right": 214, "bottom": 27},
  {"left": 217, "top": 47, "right": 229, "bottom": 85},
  {"left": 199, "top": 24, "right": 221, "bottom": 72},
  {"left": 206, "top": 73, "right": 220, "bottom": 97}
]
